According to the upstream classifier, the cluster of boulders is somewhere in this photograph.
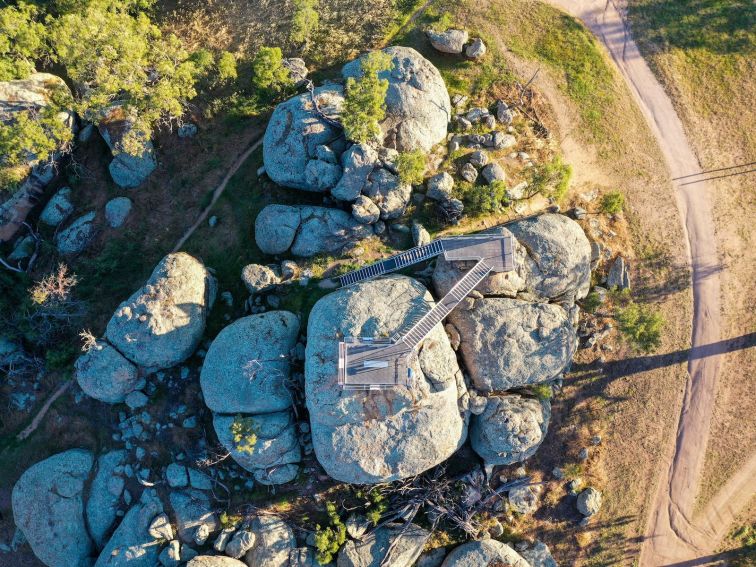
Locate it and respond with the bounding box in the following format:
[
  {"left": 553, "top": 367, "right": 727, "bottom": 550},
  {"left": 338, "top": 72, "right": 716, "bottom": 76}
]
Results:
[
  {"left": 74, "top": 252, "right": 214, "bottom": 403},
  {"left": 426, "top": 27, "right": 487, "bottom": 60},
  {"left": 199, "top": 311, "right": 304, "bottom": 485},
  {"left": 11, "top": 447, "right": 305, "bottom": 566},
  {"left": 257, "top": 46, "right": 451, "bottom": 254}
]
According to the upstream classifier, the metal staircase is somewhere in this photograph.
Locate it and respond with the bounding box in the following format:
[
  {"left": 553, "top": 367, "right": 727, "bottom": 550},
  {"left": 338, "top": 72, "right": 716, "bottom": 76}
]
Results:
[
  {"left": 338, "top": 240, "right": 445, "bottom": 287},
  {"left": 392, "top": 259, "right": 493, "bottom": 348}
]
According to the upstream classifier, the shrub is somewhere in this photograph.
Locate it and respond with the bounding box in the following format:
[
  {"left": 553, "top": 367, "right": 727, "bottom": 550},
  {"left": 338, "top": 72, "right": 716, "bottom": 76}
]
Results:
[
  {"left": 290, "top": 0, "right": 319, "bottom": 45},
  {"left": 342, "top": 51, "right": 393, "bottom": 143},
  {"left": 616, "top": 301, "right": 664, "bottom": 353},
  {"left": 251, "top": 46, "right": 292, "bottom": 95},
  {"left": 395, "top": 150, "right": 426, "bottom": 184},
  {"left": 600, "top": 190, "right": 625, "bottom": 214},
  {"left": 461, "top": 180, "right": 509, "bottom": 215},
  {"left": 528, "top": 383, "right": 553, "bottom": 401},
  {"left": 230, "top": 415, "right": 258, "bottom": 454},
  {"left": 190, "top": 48, "right": 215, "bottom": 73},
  {"left": 529, "top": 155, "right": 572, "bottom": 201},
  {"left": 581, "top": 290, "right": 602, "bottom": 313},
  {"left": 365, "top": 489, "right": 388, "bottom": 526},
  {"left": 314, "top": 501, "right": 347, "bottom": 564},
  {"left": 217, "top": 51, "right": 237, "bottom": 82}
]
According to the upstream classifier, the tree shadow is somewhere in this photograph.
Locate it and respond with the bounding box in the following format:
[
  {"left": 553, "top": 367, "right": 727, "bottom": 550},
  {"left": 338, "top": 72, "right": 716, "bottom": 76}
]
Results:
[
  {"left": 627, "top": 0, "right": 756, "bottom": 55},
  {"left": 661, "top": 544, "right": 756, "bottom": 566}
]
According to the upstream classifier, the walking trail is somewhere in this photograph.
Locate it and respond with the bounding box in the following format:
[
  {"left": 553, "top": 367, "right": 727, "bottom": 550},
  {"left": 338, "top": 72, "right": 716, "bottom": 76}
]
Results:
[{"left": 543, "top": 0, "right": 756, "bottom": 564}]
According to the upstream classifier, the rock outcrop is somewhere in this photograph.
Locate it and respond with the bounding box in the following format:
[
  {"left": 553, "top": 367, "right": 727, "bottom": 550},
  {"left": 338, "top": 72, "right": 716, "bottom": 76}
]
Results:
[
  {"left": 12, "top": 449, "right": 94, "bottom": 567},
  {"left": 255, "top": 204, "right": 373, "bottom": 257},
  {"left": 470, "top": 394, "right": 550, "bottom": 465},
  {"left": 337, "top": 523, "right": 430, "bottom": 567},
  {"left": 105, "top": 252, "right": 212, "bottom": 369},
  {"left": 86, "top": 450, "right": 128, "bottom": 547},
  {"left": 55, "top": 211, "right": 97, "bottom": 255},
  {"left": 306, "top": 276, "right": 467, "bottom": 483},
  {"left": 440, "top": 539, "right": 529, "bottom": 567}
]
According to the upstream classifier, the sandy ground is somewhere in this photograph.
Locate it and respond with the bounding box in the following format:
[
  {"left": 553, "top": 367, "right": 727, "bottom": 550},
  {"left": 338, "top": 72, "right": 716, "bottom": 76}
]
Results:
[{"left": 544, "top": 0, "right": 755, "bottom": 564}]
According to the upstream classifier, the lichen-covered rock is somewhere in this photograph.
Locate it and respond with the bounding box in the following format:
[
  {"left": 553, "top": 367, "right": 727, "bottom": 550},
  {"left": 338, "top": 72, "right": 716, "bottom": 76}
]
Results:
[
  {"left": 40, "top": 187, "right": 74, "bottom": 226},
  {"left": 95, "top": 488, "right": 164, "bottom": 567},
  {"left": 440, "top": 539, "right": 529, "bottom": 567},
  {"left": 186, "top": 558, "right": 247, "bottom": 567},
  {"left": 213, "top": 411, "right": 301, "bottom": 475},
  {"left": 481, "top": 163, "right": 506, "bottom": 184},
  {"left": 362, "top": 168, "right": 411, "bottom": 220},
  {"left": 520, "top": 541, "right": 558, "bottom": 567},
  {"left": 342, "top": 47, "right": 451, "bottom": 152},
  {"left": 201, "top": 312, "right": 299, "bottom": 414},
  {"left": 577, "top": 487, "right": 602, "bottom": 516},
  {"left": 607, "top": 255, "right": 631, "bottom": 291},
  {"left": 105, "top": 197, "right": 132, "bottom": 228},
  {"left": 105, "top": 253, "right": 211, "bottom": 369},
  {"left": 507, "top": 214, "right": 592, "bottom": 302},
  {"left": 169, "top": 490, "right": 218, "bottom": 544},
  {"left": 12, "top": 449, "right": 94, "bottom": 567},
  {"left": 450, "top": 298, "right": 577, "bottom": 392},
  {"left": 56, "top": 211, "right": 96, "bottom": 254},
  {"left": 465, "top": 38, "right": 487, "bottom": 59},
  {"left": 426, "top": 29, "right": 469, "bottom": 54},
  {"left": 471, "top": 394, "right": 550, "bottom": 465},
  {"left": 255, "top": 205, "right": 373, "bottom": 257},
  {"left": 75, "top": 340, "right": 140, "bottom": 403},
  {"left": 241, "top": 264, "right": 280, "bottom": 294},
  {"left": 426, "top": 172, "right": 454, "bottom": 201},
  {"left": 87, "top": 450, "right": 128, "bottom": 547},
  {"left": 245, "top": 515, "right": 296, "bottom": 567},
  {"left": 352, "top": 195, "right": 381, "bottom": 224},
  {"left": 337, "top": 523, "right": 429, "bottom": 567},
  {"left": 98, "top": 106, "right": 156, "bottom": 188},
  {"left": 508, "top": 484, "right": 539, "bottom": 515},
  {"left": 331, "top": 144, "right": 379, "bottom": 201},
  {"left": 282, "top": 58, "right": 308, "bottom": 85},
  {"left": 263, "top": 84, "right": 344, "bottom": 191},
  {"left": 306, "top": 275, "right": 467, "bottom": 483}
]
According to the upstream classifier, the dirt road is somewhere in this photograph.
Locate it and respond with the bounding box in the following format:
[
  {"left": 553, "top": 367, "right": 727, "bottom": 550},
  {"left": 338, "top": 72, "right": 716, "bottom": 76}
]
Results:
[{"left": 543, "top": 0, "right": 755, "bottom": 563}]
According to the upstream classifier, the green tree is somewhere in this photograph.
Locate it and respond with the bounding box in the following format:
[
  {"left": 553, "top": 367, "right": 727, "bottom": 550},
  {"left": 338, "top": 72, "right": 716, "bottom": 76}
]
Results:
[
  {"left": 48, "top": 2, "right": 200, "bottom": 155},
  {"left": 461, "top": 179, "right": 509, "bottom": 215},
  {"left": 395, "top": 149, "right": 426, "bottom": 184},
  {"left": 217, "top": 51, "right": 237, "bottom": 82},
  {"left": 342, "top": 51, "right": 393, "bottom": 144},
  {"left": 290, "top": 0, "right": 319, "bottom": 45},
  {"left": 600, "top": 190, "right": 625, "bottom": 214},
  {"left": 530, "top": 155, "right": 572, "bottom": 201},
  {"left": 0, "top": 2, "right": 46, "bottom": 80},
  {"left": 616, "top": 302, "right": 664, "bottom": 352},
  {"left": 251, "top": 46, "right": 292, "bottom": 95}
]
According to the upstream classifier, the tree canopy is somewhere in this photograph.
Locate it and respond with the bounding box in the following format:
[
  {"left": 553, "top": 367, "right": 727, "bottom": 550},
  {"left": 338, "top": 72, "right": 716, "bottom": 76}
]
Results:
[
  {"left": 341, "top": 51, "right": 393, "bottom": 144},
  {"left": 290, "top": 0, "right": 319, "bottom": 45},
  {"left": 251, "top": 46, "right": 292, "bottom": 95},
  {"left": 0, "top": 2, "right": 46, "bottom": 81}
]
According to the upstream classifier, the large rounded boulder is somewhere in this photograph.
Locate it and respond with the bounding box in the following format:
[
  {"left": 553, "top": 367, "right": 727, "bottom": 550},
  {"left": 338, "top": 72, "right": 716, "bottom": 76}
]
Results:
[
  {"left": 470, "top": 394, "right": 550, "bottom": 465},
  {"left": 12, "top": 449, "right": 95, "bottom": 567},
  {"left": 441, "top": 539, "right": 530, "bottom": 567},
  {"left": 507, "top": 213, "right": 592, "bottom": 302},
  {"left": 74, "top": 340, "right": 140, "bottom": 403},
  {"left": 200, "top": 311, "right": 300, "bottom": 414},
  {"left": 450, "top": 297, "right": 577, "bottom": 391},
  {"left": 105, "top": 252, "right": 212, "bottom": 369},
  {"left": 342, "top": 46, "right": 451, "bottom": 152},
  {"left": 263, "top": 84, "right": 345, "bottom": 191},
  {"left": 305, "top": 275, "right": 468, "bottom": 484}
]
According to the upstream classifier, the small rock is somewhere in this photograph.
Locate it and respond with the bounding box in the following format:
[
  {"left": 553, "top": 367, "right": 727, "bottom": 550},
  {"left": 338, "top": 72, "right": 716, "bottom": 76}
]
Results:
[
  {"left": 427, "top": 28, "right": 469, "bottom": 54},
  {"left": 55, "top": 211, "right": 96, "bottom": 254},
  {"left": 208, "top": 216, "right": 218, "bottom": 227},
  {"left": 352, "top": 195, "right": 381, "bottom": 224},
  {"left": 40, "top": 187, "right": 74, "bottom": 226},
  {"left": 492, "top": 132, "right": 516, "bottom": 150},
  {"left": 577, "top": 487, "right": 602, "bottom": 516},
  {"left": 465, "top": 38, "right": 487, "bottom": 59},
  {"left": 166, "top": 463, "right": 189, "bottom": 488},
  {"left": 105, "top": 197, "right": 133, "bottom": 228},
  {"left": 551, "top": 467, "right": 564, "bottom": 480},
  {"left": 280, "top": 260, "right": 299, "bottom": 280},
  {"left": 590, "top": 435, "right": 602, "bottom": 445},
  {"left": 412, "top": 222, "right": 431, "bottom": 247},
  {"left": 508, "top": 484, "right": 539, "bottom": 515},
  {"left": 426, "top": 172, "right": 454, "bottom": 201},
  {"left": 460, "top": 162, "right": 478, "bottom": 183},
  {"left": 496, "top": 100, "right": 513, "bottom": 124},
  {"left": 241, "top": 264, "right": 280, "bottom": 294},
  {"left": 159, "top": 539, "right": 181, "bottom": 567},
  {"left": 481, "top": 163, "right": 506, "bottom": 184},
  {"left": 124, "top": 391, "right": 149, "bottom": 410},
  {"left": 469, "top": 150, "right": 488, "bottom": 168},
  {"left": 178, "top": 123, "right": 198, "bottom": 138},
  {"left": 572, "top": 207, "right": 587, "bottom": 220},
  {"left": 149, "top": 513, "right": 174, "bottom": 540},
  {"left": 225, "top": 529, "right": 255, "bottom": 559},
  {"left": 578, "top": 448, "right": 589, "bottom": 461}
]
